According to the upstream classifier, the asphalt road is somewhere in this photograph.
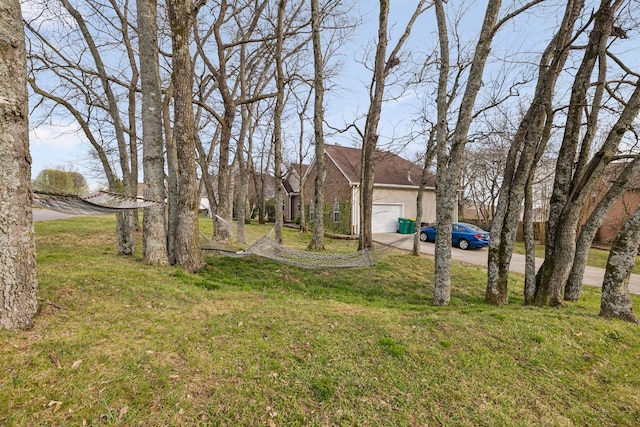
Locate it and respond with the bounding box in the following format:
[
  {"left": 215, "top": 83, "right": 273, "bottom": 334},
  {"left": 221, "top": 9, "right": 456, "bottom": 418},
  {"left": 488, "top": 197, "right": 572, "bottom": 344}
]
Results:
[
  {"left": 372, "top": 232, "right": 640, "bottom": 296},
  {"left": 32, "top": 209, "right": 78, "bottom": 222}
]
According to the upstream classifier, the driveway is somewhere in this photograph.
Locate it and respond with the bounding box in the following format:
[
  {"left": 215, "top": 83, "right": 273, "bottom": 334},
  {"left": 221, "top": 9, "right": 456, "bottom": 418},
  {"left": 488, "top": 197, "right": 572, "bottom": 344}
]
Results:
[{"left": 373, "top": 232, "right": 640, "bottom": 296}]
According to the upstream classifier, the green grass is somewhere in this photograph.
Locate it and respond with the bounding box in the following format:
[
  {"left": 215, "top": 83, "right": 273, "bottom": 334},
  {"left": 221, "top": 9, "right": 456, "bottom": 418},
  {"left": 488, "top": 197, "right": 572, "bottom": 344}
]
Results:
[{"left": 1, "top": 215, "right": 639, "bottom": 426}]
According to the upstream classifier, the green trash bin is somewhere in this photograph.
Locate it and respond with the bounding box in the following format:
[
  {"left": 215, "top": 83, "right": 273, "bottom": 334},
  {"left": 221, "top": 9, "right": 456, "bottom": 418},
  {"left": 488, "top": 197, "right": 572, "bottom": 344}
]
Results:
[
  {"left": 398, "top": 218, "right": 409, "bottom": 234},
  {"left": 408, "top": 220, "right": 415, "bottom": 234}
]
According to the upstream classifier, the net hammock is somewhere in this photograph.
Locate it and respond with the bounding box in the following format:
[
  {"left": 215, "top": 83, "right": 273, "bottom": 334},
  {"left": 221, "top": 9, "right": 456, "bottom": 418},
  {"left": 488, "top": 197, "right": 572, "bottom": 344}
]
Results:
[
  {"left": 33, "top": 190, "right": 161, "bottom": 214},
  {"left": 201, "top": 229, "right": 375, "bottom": 269}
]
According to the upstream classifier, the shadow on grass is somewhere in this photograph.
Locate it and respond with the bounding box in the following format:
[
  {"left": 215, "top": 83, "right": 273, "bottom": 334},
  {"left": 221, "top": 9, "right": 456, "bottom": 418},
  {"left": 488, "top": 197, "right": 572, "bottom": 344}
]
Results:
[{"left": 188, "top": 252, "right": 496, "bottom": 310}]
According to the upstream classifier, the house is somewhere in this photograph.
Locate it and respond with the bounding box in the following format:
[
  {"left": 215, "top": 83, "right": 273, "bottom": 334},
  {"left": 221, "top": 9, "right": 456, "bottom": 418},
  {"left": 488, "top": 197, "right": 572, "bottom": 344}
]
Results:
[
  {"left": 198, "top": 168, "right": 278, "bottom": 220},
  {"left": 581, "top": 161, "right": 640, "bottom": 243},
  {"left": 300, "top": 144, "right": 441, "bottom": 235},
  {"left": 282, "top": 163, "right": 309, "bottom": 222}
]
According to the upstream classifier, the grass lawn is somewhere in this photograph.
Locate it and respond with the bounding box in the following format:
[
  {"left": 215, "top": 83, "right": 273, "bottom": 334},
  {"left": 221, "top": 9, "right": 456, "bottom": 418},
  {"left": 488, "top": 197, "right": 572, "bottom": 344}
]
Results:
[{"left": 1, "top": 215, "right": 639, "bottom": 426}]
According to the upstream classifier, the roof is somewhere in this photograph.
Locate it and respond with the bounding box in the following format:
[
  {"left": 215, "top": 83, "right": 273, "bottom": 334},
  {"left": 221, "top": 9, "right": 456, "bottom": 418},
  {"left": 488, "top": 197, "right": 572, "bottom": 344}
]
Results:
[
  {"left": 291, "top": 163, "right": 309, "bottom": 178},
  {"left": 323, "top": 144, "right": 435, "bottom": 188},
  {"left": 281, "top": 179, "right": 294, "bottom": 194}
]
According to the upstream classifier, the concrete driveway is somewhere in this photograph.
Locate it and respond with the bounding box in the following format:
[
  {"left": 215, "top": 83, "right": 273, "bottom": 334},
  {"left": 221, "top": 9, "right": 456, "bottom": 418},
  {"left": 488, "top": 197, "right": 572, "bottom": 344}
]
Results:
[{"left": 373, "top": 232, "right": 640, "bottom": 296}]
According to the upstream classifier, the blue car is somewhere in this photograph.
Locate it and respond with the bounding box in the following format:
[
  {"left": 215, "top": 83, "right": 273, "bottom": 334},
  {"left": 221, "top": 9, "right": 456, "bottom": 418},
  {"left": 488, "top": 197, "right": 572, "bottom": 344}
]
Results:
[{"left": 419, "top": 222, "right": 490, "bottom": 250}]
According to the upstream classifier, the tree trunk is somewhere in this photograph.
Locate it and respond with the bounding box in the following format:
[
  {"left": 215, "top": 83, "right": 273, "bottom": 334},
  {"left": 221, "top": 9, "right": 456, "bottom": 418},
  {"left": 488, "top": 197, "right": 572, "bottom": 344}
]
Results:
[
  {"left": 308, "top": 0, "right": 326, "bottom": 250},
  {"left": 536, "top": 0, "right": 621, "bottom": 305},
  {"left": 212, "top": 1, "right": 236, "bottom": 243},
  {"left": 523, "top": 176, "right": 537, "bottom": 304},
  {"left": 298, "top": 129, "right": 307, "bottom": 233},
  {"left": 167, "top": 0, "right": 204, "bottom": 273},
  {"left": 296, "top": 90, "right": 311, "bottom": 233},
  {"left": 358, "top": 0, "right": 389, "bottom": 251},
  {"left": 537, "top": 83, "right": 640, "bottom": 306},
  {"left": 434, "top": 0, "right": 501, "bottom": 305},
  {"left": 600, "top": 207, "right": 640, "bottom": 323},
  {"left": 486, "top": 0, "right": 582, "bottom": 305},
  {"left": 0, "top": 0, "right": 38, "bottom": 330},
  {"left": 60, "top": 0, "right": 136, "bottom": 255},
  {"left": 412, "top": 135, "right": 437, "bottom": 256},
  {"left": 138, "top": 0, "right": 169, "bottom": 265},
  {"left": 163, "top": 82, "right": 178, "bottom": 265},
  {"left": 236, "top": 102, "right": 251, "bottom": 244},
  {"left": 272, "top": 0, "right": 286, "bottom": 244},
  {"left": 432, "top": 0, "right": 451, "bottom": 305},
  {"left": 565, "top": 156, "right": 640, "bottom": 300}
]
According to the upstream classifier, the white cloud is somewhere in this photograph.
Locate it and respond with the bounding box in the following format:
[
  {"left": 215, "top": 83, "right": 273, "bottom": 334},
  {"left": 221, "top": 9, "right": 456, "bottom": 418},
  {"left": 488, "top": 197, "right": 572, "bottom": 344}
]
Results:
[
  {"left": 30, "top": 122, "right": 84, "bottom": 150},
  {"left": 29, "top": 122, "right": 89, "bottom": 180}
]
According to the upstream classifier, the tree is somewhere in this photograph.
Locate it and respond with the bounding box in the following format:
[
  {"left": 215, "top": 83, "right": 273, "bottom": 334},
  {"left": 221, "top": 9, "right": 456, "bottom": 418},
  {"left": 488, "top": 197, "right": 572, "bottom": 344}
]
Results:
[
  {"left": 486, "top": 0, "right": 584, "bottom": 305},
  {"left": 272, "top": 0, "right": 287, "bottom": 244},
  {"left": 195, "top": 0, "right": 271, "bottom": 242},
  {"left": 33, "top": 168, "right": 89, "bottom": 195},
  {"left": 432, "top": 0, "right": 502, "bottom": 306},
  {"left": 138, "top": 0, "right": 169, "bottom": 265},
  {"left": 25, "top": 0, "right": 141, "bottom": 256},
  {"left": 167, "top": 0, "right": 205, "bottom": 273},
  {"left": 565, "top": 156, "right": 640, "bottom": 300},
  {"left": 460, "top": 131, "right": 513, "bottom": 227},
  {"left": 308, "top": 0, "right": 326, "bottom": 250},
  {"left": 59, "top": 0, "right": 138, "bottom": 255},
  {"left": 358, "top": 0, "right": 427, "bottom": 251},
  {"left": 0, "top": 0, "right": 38, "bottom": 330},
  {"left": 534, "top": 0, "right": 639, "bottom": 307},
  {"left": 411, "top": 127, "right": 437, "bottom": 256},
  {"left": 293, "top": 87, "right": 312, "bottom": 234},
  {"left": 600, "top": 206, "right": 640, "bottom": 323}
]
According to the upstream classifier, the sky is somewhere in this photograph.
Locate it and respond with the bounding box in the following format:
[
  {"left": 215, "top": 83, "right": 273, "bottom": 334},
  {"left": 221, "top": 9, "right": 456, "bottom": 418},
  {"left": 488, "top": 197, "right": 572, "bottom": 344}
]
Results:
[{"left": 26, "top": 0, "right": 640, "bottom": 190}]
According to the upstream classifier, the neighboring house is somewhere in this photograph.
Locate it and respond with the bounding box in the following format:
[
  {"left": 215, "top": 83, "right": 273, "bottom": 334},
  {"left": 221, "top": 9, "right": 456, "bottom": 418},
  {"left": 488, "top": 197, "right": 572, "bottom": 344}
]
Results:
[
  {"left": 301, "top": 144, "right": 440, "bottom": 235},
  {"left": 282, "top": 163, "right": 309, "bottom": 222},
  {"left": 198, "top": 170, "right": 277, "bottom": 220},
  {"left": 581, "top": 161, "right": 640, "bottom": 243}
]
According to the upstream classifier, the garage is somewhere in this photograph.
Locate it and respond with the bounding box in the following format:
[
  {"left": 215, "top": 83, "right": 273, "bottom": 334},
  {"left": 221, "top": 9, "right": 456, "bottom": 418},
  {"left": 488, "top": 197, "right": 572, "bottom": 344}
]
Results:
[{"left": 372, "top": 203, "right": 403, "bottom": 233}]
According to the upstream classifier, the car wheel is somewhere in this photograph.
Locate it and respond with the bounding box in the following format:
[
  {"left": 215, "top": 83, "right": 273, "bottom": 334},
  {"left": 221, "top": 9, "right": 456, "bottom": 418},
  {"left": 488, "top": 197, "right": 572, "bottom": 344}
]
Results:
[
  {"left": 458, "top": 239, "right": 470, "bottom": 250},
  {"left": 420, "top": 232, "right": 428, "bottom": 242}
]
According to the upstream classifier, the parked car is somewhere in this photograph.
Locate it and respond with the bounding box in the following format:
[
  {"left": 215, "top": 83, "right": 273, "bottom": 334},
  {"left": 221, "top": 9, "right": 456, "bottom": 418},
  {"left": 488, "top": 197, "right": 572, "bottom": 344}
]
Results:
[{"left": 419, "top": 222, "right": 490, "bottom": 250}]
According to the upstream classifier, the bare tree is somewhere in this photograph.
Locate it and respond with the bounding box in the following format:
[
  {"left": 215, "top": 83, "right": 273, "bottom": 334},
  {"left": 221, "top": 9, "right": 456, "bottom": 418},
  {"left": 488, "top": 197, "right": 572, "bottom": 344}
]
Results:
[
  {"left": 534, "top": 0, "right": 638, "bottom": 307},
  {"left": 308, "top": 0, "right": 326, "bottom": 250},
  {"left": 167, "top": 0, "right": 205, "bottom": 272},
  {"left": 486, "top": 0, "right": 584, "bottom": 305},
  {"left": 25, "top": 0, "right": 141, "bottom": 255},
  {"left": 272, "top": 0, "right": 287, "bottom": 243},
  {"left": 358, "top": 0, "right": 428, "bottom": 251},
  {"left": 411, "top": 127, "right": 437, "bottom": 256},
  {"left": 565, "top": 155, "right": 640, "bottom": 300},
  {"left": 59, "top": 0, "right": 138, "bottom": 255},
  {"left": 0, "top": 0, "right": 38, "bottom": 330},
  {"left": 138, "top": 0, "right": 169, "bottom": 265},
  {"left": 432, "top": 0, "right": 503, "bottom": 306},
  {"left": 293, "top": 87, "right": 312, "bottom": 233},
  {"left": 461, "top": 131, "right": 513, "bottom": 227}
]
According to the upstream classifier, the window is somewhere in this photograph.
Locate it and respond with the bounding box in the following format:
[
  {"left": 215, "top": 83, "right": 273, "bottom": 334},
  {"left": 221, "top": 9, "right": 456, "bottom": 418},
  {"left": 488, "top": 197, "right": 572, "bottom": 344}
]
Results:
[
  {"left": 333, "top": 199, "right": 340, "bottom": 223},
  {"left": 309, "top": 202, "right": 315, "bottom": 219}
]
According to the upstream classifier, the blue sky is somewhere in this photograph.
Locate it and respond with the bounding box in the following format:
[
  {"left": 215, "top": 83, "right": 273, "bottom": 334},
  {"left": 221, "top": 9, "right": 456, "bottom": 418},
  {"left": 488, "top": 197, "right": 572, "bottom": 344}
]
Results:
[{"left": 27, "top": 0, "right": 640, "bottom": 190}]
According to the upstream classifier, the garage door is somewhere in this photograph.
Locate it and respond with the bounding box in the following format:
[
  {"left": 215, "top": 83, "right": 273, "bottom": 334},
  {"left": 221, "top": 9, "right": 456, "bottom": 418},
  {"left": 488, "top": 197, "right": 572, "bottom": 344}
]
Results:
[{"left": 372, "top": 204, "right": 403, "bottom": 233}]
